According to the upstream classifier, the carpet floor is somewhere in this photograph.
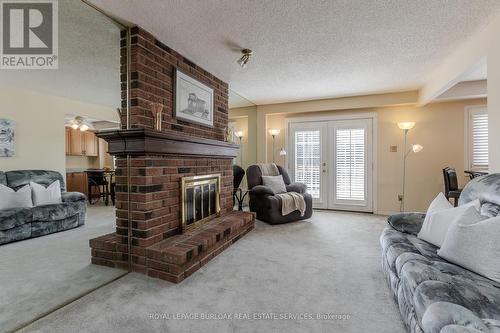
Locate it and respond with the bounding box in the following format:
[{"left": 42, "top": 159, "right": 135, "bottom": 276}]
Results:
[
  {"left": 20, "top": 210, "right": 405, "bottom": 333},
  {"left": 0, "top": 205, "right": 126, "bottom": 333}
]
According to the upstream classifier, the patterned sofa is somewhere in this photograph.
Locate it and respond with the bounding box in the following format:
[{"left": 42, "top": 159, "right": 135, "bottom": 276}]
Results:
[
  {"left": 381, "top": 174, "right": 500, "bottom": 333},
  {"left": 0, "top": 170, "right": 86, "bottom": 245}
]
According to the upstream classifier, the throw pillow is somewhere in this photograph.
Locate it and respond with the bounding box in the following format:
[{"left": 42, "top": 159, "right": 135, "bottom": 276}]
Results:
[
  {"left": 0, "top": 184, "right": 33, "bottom": 209},
  {"left": 262, "top": 175, "right": 287, "bottom": 194},
  {"left": 416, "top": 192, "right": 452, "bottom": 240},
  {"left": 438, "top": 206, "right": 500, "bottom": 283},
  {"left": 417, "top": 198, "right": 480, "bottom": 247},
  {"left": 30, "top": 180, "right": 62, "bottom": 206},
  {"left": 423, "top": 192, "right": 453, "bottom": 224}
]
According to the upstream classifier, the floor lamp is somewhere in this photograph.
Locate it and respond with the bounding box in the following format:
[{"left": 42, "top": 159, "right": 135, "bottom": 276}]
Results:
[
  {"left": 269, "top": 129, "right": 280, "bottom": 162},
  {"left": 235, "top": 131, "right": 244, "bottom": 166},
  {"left": 397, "top": 122, "right": 423, "bottom": 212}
]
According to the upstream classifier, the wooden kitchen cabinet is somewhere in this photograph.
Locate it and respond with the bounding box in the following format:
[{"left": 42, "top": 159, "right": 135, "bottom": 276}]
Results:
[
  {"left": 66, "top": 128, "right": 99, "bottom": 157},
  {"left": 66, "top": 172, "right": 88, "bottom": 196},
  {"left": 68, "top": 128, "right": 84, "bottom": 155},
  {"left": 84, "top": 131, "right": 98, "bottom": 157},
  {"left": 65, "top": 127, "right": 71, "bottom": 155}
]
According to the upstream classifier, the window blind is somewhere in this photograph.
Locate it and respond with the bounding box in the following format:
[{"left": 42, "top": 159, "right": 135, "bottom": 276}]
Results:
[
  {"left": 295, "top": 130, "right": 321, "bottom": 198},
  {"left": 335, "top": 128, "right": 365, "bottom": 201},
  {"left": 470, "top": 111, "right": 488, "bottom": 170}
]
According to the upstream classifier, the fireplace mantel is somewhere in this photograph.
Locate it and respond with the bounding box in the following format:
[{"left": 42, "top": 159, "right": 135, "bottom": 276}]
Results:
[{"left": 97, "top": 128, "right": 239, "bottom": 158}]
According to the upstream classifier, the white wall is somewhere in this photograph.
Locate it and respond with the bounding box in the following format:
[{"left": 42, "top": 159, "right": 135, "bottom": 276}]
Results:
[
  {"left": 0, "top": 86, "right": 118, "bottom": 177},
  {"left": 230, "top": 98, "right": 486, "bottom": 214}
]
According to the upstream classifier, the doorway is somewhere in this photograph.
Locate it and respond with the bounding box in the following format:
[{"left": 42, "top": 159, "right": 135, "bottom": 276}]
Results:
[{"left": 288, "top": 116, "right": 374, "bottom": 212}]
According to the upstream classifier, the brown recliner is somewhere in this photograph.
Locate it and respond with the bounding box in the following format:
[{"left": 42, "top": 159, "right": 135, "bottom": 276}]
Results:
[{"left": 246, "top": 165, "right": 313, "bottom": 224}]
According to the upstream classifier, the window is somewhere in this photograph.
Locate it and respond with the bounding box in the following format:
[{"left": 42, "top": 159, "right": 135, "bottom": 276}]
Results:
[
  {"left": 294, "top": 130, "right": 321, "bottom": 198},
  {"left": 466, "top": 106, "right": 488, "bottom": 171},
  {"left": 335, "top": 128, "right": 365, "bottom": 201}
]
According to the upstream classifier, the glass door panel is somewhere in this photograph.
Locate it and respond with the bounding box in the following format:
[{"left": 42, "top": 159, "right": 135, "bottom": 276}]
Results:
[
  {"left": 289, "top": 122, "right": 328, "bottom": 208},
  {"left": 329, "top": 119, "right": 372, "bottom": 211}
]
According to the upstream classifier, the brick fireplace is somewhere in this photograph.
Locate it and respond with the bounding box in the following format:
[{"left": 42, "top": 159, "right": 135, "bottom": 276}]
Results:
[{"left": 89, "top": 26, "right": 255, "bottom": 283}]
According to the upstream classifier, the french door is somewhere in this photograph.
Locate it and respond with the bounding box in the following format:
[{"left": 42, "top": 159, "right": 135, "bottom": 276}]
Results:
[{"left": 289, "top": 118, "right": 373, "bottom": 212}]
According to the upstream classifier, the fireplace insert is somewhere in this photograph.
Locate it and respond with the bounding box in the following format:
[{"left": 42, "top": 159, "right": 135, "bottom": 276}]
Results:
[{"left": 181, "top": 174, "right": 221, "bottom": 232}]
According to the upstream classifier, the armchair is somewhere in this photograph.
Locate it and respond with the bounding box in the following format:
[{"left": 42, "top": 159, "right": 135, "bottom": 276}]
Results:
[{"left": 246, "top": 165, "right": 313, "bottom": 224}]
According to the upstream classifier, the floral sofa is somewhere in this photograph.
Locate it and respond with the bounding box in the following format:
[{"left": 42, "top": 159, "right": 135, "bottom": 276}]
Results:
[
  {"left": 381, "top": 174, "right": 500, "bottom": 333},
  {"left": 0, "top": 170, "right": 86, "bottom": 245}
]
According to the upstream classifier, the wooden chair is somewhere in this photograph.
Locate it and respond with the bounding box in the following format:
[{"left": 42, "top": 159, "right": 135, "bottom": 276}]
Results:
[{"left": 86, "top": 170, "right": 110, "bottom": 205}]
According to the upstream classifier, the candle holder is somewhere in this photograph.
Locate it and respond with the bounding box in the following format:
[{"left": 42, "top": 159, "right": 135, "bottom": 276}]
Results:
[{"left": 151, "top": 103, "right": 164, "bottom": 131}]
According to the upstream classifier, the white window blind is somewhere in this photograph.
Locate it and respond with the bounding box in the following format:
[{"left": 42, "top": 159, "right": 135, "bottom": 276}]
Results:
[
  {"left": 468, "top": 109, "right": 488, "bottom": 171},
  {"left": 295, "top": 130, "right": 321, "bottom": 198},
  {"left": 335, "top": 128, "right": 365, "bottom": 201}
]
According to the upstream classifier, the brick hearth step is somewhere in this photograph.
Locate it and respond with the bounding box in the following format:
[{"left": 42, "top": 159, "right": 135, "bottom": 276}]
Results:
[
  {"left": 146, "top": 211, "right": 255, "bottom": 283},
  {"left": 90, "top": 211, "right": 255, "bottom": 283}
]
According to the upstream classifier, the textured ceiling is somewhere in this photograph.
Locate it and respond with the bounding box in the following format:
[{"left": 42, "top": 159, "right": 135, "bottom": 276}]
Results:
[
  {"left": 89, "top": 0, "right": 500, "bottom": 105},
  {"left": 0, "top": 0, "right": 120, "bottom": 109}
]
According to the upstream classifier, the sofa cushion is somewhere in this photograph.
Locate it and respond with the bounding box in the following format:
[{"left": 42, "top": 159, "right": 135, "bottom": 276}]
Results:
[
  {"left": 0, "top": 171, "right": 6, "bottom": 186},
  {"left": 5, "top": 170, "right": 65, "bottom": 191},
  {"left": 480, "top": 202, "right": 500, "bottom": 218},
  {"left": 387, "top": 212, "right": 425, "bottom": 235},
  {"left": 61, "top": 191, "right": 86, "bottom": 202},
  {"left": 0, "top": 224, "right": 31, "bottom": 244},
  {"left": 285, "top": 182, "right": 307, "bottom": 194},
  {"left": 381, "top": 227, "right": 443, "bottom": 279},
  {"left": 32, "top": 202, "right": 79, "bottom": 222},
  {"left": 32, "top": 215, "right": 79, "bottom": 237},
  {"left": 0, "top": 207, "right": 33, "bottom": 230}
]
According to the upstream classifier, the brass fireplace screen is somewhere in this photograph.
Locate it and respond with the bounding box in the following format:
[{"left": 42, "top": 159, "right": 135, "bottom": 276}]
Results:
[{"left": 181, "top": 174, "right": 221, "bottom": 232}]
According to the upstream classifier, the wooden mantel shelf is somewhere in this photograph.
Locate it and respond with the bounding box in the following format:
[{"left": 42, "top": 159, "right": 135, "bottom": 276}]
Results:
[{"left": 96, "top": 128, "right": 239, "bottom": 158}]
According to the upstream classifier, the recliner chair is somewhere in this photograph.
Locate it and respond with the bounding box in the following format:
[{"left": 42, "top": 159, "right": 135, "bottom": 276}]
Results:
[{"left": 246, "top": 165, "right": 313, "bottom": 224}]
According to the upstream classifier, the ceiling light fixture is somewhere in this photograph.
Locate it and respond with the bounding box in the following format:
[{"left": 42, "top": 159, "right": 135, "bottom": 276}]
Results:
[
  {"left": 68, "top": 116, "right": 91, "bottom": 132},
  {"left": 237, "top": 49, "right": 253, "bottom": 68}
]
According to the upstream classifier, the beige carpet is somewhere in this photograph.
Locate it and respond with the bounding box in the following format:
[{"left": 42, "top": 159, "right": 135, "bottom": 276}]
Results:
[
  {"left": 0, "top": 205, "right": 126, "bottom": 333},
  {"left": 20, "top": 210, "right": 405, "bottom": 333}
]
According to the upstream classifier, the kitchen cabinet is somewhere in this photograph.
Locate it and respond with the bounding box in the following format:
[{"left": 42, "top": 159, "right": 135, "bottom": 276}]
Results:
[
  {"left": 66, "top": 172, "right": 88, "bottom": 197},
  {"left": 65, "top": 127, "right": 70, "bottom": 155},
  {"left": 66, "top": 128, "right": 99, "bottom": 157},
  {"left": 69, "top": 128, "right": 83, "bottom": 155},
  {"left": 84, "top": 131, "right": 98, "bottom": 157}
]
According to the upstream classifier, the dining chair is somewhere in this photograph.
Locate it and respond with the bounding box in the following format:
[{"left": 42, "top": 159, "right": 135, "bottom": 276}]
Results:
[{"left": 443, "top": 167, "right": 462, "bottom": 207}]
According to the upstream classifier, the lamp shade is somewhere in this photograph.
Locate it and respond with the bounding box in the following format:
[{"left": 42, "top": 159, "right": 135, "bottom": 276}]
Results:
[
  {"left": 279, "top": 148, "right": 287, "bottom": 156},
  {"left": 412, "top": 144, "right": 423, "bottom": 153},
  {"left": 235, "top": 130, "right": 244, "bottom": 138},
  {"left": 268, "top": 129, "right": 280, "bottom": 136},
  {"left": 397, "top": 122, "right": 415, "bottom": 130}
]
